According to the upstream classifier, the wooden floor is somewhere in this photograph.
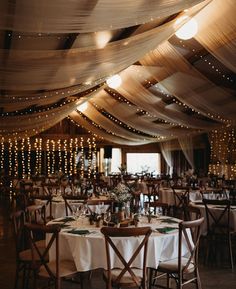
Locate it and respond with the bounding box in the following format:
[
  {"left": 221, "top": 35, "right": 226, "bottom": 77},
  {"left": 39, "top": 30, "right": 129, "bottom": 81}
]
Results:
[{"left": 0, "top": 197, "right": 235, "bottom": 289}]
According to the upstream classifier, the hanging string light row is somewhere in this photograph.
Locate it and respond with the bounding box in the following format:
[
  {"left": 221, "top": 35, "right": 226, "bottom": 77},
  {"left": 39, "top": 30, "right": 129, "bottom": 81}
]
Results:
[
  {"left": 0, "top": 137, "right": 97, "bottom": 178},
  {"left": 105, "top": 78, "right": 198, "bottom": 129},
  {"left": 0, "top": 97, "right": 74, "bottom": 117},
  {"left": 67, "top": 116, "right": 101, "bottom": 140},
  {"left": 90, "top": 102, "right": 162, "bottom": 139}
]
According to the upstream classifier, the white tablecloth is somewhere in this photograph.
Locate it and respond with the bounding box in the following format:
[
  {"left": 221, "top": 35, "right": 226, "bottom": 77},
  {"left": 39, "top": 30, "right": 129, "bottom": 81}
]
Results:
[
  {"left": 48, "top": 216, "right": 191, "bottom": 271},
  {"left": 159, "top": 188, "right": 202, "bottom": 206},
  {"left": 191, "top": 202, "right": 236, "bottom": 235},
  {"left": 36, "top": 196, "right": 110, "bottom": 219}
]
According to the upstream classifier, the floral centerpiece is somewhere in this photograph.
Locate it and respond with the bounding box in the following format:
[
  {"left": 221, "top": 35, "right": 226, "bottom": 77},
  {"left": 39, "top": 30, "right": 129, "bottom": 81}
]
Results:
[
  {"left": 118, "top": 163, "right": 127, "bottom": 175},
  {"left": 110, "top": 182, "right": 132, "bottom": 211}
]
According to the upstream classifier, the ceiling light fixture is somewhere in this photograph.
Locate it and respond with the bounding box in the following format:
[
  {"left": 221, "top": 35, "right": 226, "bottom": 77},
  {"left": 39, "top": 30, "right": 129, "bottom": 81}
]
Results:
[
  {"left": 106, "top": 74, "right": 122, "bottom": 89},
  {"left": 175, "top": 17, "right": 198, "bottom": 40}
]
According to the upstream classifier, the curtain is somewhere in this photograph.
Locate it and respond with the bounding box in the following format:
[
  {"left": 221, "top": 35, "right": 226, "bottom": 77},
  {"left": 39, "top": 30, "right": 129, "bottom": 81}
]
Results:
[
  {"left": 178, "top": 136, "right": 195, "bottom": 169},
  {"left": 160, "top": 141, "right": 174, "bottom": 176}
]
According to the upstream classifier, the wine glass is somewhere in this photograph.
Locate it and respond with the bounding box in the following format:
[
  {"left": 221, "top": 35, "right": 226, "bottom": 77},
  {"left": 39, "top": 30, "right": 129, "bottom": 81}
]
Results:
[
  {"left": 79, "top": 204, "right": 88, "bottom": 227},
  {"left": 104, "top": 211, "right": 111, "bottom": 226},
  {"left": 72, "top": 205, "right": 80, "bottom": 220}
]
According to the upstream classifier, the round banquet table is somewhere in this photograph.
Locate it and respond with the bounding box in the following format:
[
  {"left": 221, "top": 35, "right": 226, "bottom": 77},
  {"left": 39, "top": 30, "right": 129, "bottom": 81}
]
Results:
[{"left": 47, "top": 216, "right": 192, "bottom": 272}]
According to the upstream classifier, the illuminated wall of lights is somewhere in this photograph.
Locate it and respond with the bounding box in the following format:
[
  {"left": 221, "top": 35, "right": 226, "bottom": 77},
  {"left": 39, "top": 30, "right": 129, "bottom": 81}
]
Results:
[
  {"left": 208, "top": 128, "right": 236, "bottom": 179},
  {"left": 0, "top": 137, "right": 97, "bottom": 178}
]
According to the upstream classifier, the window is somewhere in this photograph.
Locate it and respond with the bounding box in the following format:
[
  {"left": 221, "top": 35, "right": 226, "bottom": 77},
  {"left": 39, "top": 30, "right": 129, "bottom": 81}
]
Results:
[
  {"left": 126, "top": 153, "right": 161, "bottom": 175},
  {"left": 111, "top": 148, "right": 122, "bottom": 173},
  {"left": 99, "top": 148, "right": 122, "bottom": 175}
]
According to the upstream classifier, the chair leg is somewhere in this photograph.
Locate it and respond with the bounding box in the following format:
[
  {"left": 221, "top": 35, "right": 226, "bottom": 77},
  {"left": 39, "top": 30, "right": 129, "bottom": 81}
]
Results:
[
  {"left": 148, "top": 268, "right": 153, "bottom": 289},
  {"left": 80, "top": 273, "right": 84, "bottom": 289},
  {"left": 22, "top": 266, "right": 27, "bottom": 289},
  {"left": 195, "top": 268, "right": 202, "bottom": 289},
  {"left": 178, "top": 273, "right": 183, "bottom": 289},
  {"left": 14, "top": 263, "right": 20, "bottom": 289},
  {"left": 167, "top": 273, "right": 170, "bottom": 289},
  {"left": 228, "top": 235, "right": 234, "bottom": 270}
]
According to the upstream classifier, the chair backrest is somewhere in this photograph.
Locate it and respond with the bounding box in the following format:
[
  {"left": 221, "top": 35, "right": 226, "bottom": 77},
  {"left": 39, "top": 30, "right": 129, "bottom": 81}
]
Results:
[
  {"left": 184, "top": 205, "right": 201, "bottom": 222},
  {"left": 87, "top": 199, "right": 114, "bottom": 214},
  {"left": 178, "top": 217, "right": 204, "bottom": 274},
  {"left": 11, "top": 210, "right": 27, "bottom": 257},
  {"left": 101, "top": 226, "right": 152, "bottom": 288},
  {"left": 172, "top": 187, "right": 190, "bottom": 208},
  {"left": 202, "top": 199, "right": 231, "bottom": 234},
  {"left": 62, "top": 195, "right": 88, "bottom": 216},
  {"left": 24, "top": 223, "right": 61, "bottom": 284},
  {"left": 145, "top": 201, "right": 169, "bottom": 216},
  {"left": 25, "top": 204, "right": 46, "bottom": 225}
]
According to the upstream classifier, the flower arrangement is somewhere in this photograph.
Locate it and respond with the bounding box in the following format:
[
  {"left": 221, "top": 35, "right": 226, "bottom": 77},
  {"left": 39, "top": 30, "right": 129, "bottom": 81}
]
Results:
[
  {"left": 118, "top": 163, "right": 127, "bottom": 175},
  {"left": 110, "top": 182, "right": 132, "bottom": 208}
]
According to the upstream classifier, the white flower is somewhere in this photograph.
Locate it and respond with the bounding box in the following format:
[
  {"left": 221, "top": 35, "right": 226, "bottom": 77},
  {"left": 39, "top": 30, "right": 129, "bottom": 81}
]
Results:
[{"left": 110, "top": 183, "right": 132, "bottom": 205}]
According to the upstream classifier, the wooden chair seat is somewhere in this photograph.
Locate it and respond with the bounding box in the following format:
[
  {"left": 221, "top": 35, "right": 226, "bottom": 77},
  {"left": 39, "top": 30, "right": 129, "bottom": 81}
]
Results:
[
  {"left": 158, "top": 257, "right": 195, "bottom": 273},
  {"left": 103, "top": 268, "right": 143, "bottom": 285},
  {"left": 19, "top": 243, "right": 47, "bottom": 262},
  {"left": 38, "top": 260, "right": 77, "bottom": 278}
]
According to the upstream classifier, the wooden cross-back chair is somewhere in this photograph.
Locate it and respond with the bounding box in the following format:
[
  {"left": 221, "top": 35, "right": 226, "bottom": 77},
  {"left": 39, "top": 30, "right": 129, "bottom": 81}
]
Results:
[
  {"left": 62, "top": 195, "right": 88, "bottom": 216},
  {"left": 202, "top": 198, "right": 234, "bottom": 269},
  {"left": 11, "top": 210, "right": 29, "bottom": 289},
  {"left": 144, "top": 201, "right": 169, "bottom": 216},
  {"left": 25, "top": 204, "right": 46, "bottom": 225},
  {"left": 24, "top": 223, "right": 78, "bottom": 289},
  {"left": 101, "top": 226, "right": 152, "bottom": 289},
  {"left": 172, "top": 186, "right": 190, "bottom": 218},
  {"left": 30, "top": 193, "right": 54, "bottom": 220},
  {"left": 184, "top": 205, "right": 201, "bottom": 222},
  {"left": 87, "top": 199, "right": 114, "bottom": 214},
  {"left": 11, "top": 209, "right": 48, "bottom": 289},
  {"left": 150, "top": 217, "right": 204, "bottom": 289},
  {"left": 172, "top": 187, "right": 190, "bottom": 208},
  {"left": 144, "top": 182, "right": 159, "bottom": 204}
]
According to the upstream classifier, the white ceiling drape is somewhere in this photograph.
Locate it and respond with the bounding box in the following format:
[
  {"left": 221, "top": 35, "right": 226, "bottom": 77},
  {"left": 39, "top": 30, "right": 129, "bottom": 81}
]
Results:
[{"left": 1, "top": 0, "right": 235, "bottom": 145}]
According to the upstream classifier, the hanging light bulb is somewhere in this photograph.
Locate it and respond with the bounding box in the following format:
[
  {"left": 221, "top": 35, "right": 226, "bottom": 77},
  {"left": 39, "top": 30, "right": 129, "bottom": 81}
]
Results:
[
  {"left": 106, "top": 74, "right": 122, "bottom": 89},
  {"left": 77, "top": 102, "right": 88, "bottom": 112},
  {"left": 175, "top": 17, "right": 198, "bottom": 40}
]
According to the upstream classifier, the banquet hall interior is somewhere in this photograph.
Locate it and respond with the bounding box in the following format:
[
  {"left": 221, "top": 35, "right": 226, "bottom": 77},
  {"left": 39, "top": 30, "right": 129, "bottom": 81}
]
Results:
[{"left": 0, "top": 0, "right": 236, "bottom": 289}]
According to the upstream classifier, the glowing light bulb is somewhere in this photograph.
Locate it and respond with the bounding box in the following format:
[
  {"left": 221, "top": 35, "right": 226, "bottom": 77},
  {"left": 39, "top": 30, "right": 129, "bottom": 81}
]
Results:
[
  {"left": 175, "top": 17, "right": 198, "bottom": 40},
  {"left": 106, "top": 74, "right": 122, "bottom": 89},
  {"left": 77, "top": 102, "right": 88, "bottom": 112}
]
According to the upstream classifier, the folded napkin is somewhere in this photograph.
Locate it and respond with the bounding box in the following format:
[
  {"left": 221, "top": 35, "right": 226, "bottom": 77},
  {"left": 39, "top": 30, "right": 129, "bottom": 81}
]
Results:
[
  {"left": 52, "top": 217, "right": 75, "bottom": 223},
  {"left": 57, "top": 223, "right": 71, "bottom": 228},
  {"left": 155, "top": 227, "right": 177, "bottom": 234},
  {"left": 67, "top": 229, "right": 90, "bottom": 235},
  {"left": 160, "top": 219, "right": 179, "bottom": 224},
  {"left": 193, "top": 201, "right": 203, "bottom": 205}
]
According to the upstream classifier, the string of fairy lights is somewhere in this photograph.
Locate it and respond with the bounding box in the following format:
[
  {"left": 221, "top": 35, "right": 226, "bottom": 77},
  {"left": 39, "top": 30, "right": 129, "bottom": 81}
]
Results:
[
  {"left": 171, "top": 37, "right": 234, "bottom": 125},
  {"left": 208, "top": 128, "right": 236, "bottom": 179},
  {"left": 0, "top": 137, "right": 97, "bottom": 178}
]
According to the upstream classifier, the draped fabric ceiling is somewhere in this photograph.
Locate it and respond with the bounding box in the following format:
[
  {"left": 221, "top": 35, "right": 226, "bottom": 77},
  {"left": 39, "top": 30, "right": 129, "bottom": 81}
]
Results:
[{"left": 0, "top": 0, "right": 235, "bottom": 145}]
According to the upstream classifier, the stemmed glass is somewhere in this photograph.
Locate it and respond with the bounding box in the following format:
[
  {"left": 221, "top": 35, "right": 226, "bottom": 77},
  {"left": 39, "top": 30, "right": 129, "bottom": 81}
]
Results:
[
  {"left": 79, "top": 204, "right": 88, "bottom": 227},
  {"left": 72, "top": 205, "right": 81, "bottom": 220},
  {"left": 104, "top": 211, "right": 111, "bottom": 226}
]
